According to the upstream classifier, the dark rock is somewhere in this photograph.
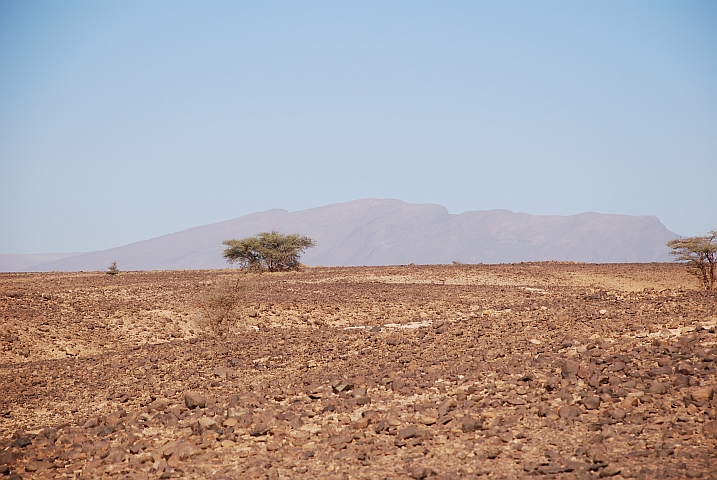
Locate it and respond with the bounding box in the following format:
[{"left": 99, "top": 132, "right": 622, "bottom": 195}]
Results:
[
  {"left": 374, "top": 420, "right": 389, "bottom": 434},
  {"left": 11, "top": 437, "right": 30, "bottom": 448},
  {"left": 249, "top": 424, "right": 272, "bottom": 437},
  {"left": 647, "top": 366, "right": 673, "bottom": 377},
  {"left": 184, "top": 391, "right": 206, "bottom": 409},
  {"left": 583, "top": 396, "right": 601, "bottom": 410}
]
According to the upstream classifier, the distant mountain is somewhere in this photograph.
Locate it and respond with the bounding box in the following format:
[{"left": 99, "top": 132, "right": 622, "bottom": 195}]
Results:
[{"left": 7, "top": 199, "right": 678, "bottom": 272}]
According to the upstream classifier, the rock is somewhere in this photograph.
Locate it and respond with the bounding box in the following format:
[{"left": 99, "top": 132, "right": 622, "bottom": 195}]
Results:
[
  {"left": 0, "top": 452, "right": 19, "bottom": 466},
  {"left": 561, "top": 360, "right": 580, "bottom": 378},
  {"left": 250, "top": 424, "right": 272, "bottom": 437},
  {"left": 677, "top": 363, "right": 695, "bottom": 375},
  {"left": 24, "top": 460, "right": 55, "bottom": 472},
  {"left": 82, "top": 416, "right": 99, "bottom": 428},
  {"left": 355, "top": 396, "right": 371, "bottom": 406},
  {"left": 397, "top": 426, "right": 418, "bottom": 440},
  {"left": 599, "top": 465, "right": 621, "bottom": 477},
  {"left": 173, "top": 442, "right": 199, "bottom": 460},
  {"left": 409, "top": 466, "right": 431, "bottom": 479},
  {"left": 198, "top": 417, "right": 217, "bottom": 430},
  {"left": 461, "top": 417, "right": 481, "bottom": 433},
  {"left": 351, "top": 418, "right": 370, "bottom": 430},
  {"left": 148, "top": 398, "right": 168, "bottom": 411},
  {"left": 374, "top": 420, "right": 389, "bottom": 434},
  {"left": 558, "top": 405, "right": 581, "bottom": 419},
  {"left": 703, "top": 421, "right": 717, "bottom": 437},
  {"left": 328, "top": 435, "right": 352, "bottom": 449},
  {"left": 648, "top": 382, "right": 669, "bottom": 395},
  {"left": 692, "top": 387, "right": 713, "bottom": 402},
  {"left": 105, "top": 409, "right": 126, "bottom": 426},
  {"left": 611, "top": 408, "right": 627, "bottom": 421},
  {"left": 583, "top": 396, "right": 601, "bottom": 410},
  {"left": 647, "top": 366, "right": 673, "bottom": 377},
  {"left": 419, "top": 415, "right": 437, "bottom": 426},
  {"left": 0, "top": 465, "right": 9, "bottom": 475},
  {"left": 11, "top": 437, "right": 30, "bottom": 448},
  {"left": 184, "top": 391, "right": 206, "bottom": 409},
  {"left": 105, "top": 447, "right": 125, "bottom": 463},
  {"left": 64, "top": 346, "right": 79, "bottom": 356}
]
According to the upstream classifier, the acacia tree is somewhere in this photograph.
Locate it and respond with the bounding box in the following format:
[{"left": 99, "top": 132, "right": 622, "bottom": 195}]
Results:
[
  {"left": 668, "top": 231, "right": 717, "bottom": 291},
  {"left": 222, "top": 231, "right": 316, "bottom": 272}
]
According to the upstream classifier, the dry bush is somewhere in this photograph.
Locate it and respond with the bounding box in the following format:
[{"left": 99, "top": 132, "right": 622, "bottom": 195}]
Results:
[
  {"left": 106, "top": 261, "right": 119, "bottom": 275},
  {"left": 198, "top": 277, "right": 246, "bottom": 336}
]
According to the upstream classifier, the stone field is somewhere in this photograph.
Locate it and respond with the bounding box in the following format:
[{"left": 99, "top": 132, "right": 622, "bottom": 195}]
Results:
[{"left": 1, "top": 263, "right": 716, "bottom": 479}]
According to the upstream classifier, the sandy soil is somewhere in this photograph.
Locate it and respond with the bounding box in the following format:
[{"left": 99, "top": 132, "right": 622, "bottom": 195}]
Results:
[{"left": 1, "top": 263, "right": 716, "bottom": 479}]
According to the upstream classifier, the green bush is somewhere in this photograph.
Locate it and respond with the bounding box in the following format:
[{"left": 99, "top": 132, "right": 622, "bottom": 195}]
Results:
[{"left": 222, "top": 231, "right": 316, "bottom": 272}]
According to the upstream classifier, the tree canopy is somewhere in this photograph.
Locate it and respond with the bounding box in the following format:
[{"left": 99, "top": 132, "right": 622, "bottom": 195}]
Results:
[
  {"left": 668, "top": 231, "right": 717, "bottom": 291},
  {"left": 222, "top": 231, "right": 316, "bottom": 272}
]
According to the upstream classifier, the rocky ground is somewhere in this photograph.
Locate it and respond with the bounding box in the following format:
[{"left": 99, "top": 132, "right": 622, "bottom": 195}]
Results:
[{"left": 1, "top": 263, "right": 716, "bottom": 479}]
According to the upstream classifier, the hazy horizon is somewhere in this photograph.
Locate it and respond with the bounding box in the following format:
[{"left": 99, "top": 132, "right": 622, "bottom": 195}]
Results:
[{"left": 2, "top": 1, "right": 715, "bottom": 254}]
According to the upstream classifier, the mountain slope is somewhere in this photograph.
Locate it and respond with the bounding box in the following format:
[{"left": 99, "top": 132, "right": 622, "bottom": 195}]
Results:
[{"left": 22, "top": 199, "right": 678, "bottom": 271}]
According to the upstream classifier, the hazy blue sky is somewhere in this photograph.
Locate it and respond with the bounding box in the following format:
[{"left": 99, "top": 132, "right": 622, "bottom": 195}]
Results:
[{"left": 1, "top": 1, "right": 715, "bottom": 254}]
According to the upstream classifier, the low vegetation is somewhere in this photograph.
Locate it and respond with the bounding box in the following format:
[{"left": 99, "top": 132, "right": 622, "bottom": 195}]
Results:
[
  {"left": 668, "top": 231, "right": 717, "bottom": 290},
  {"left": 222, "top": 231, "right": 316, "bottom": 272},
  {"left": 198, "top": 277, "right": 245, "bottom": 335},
  {"left": 106, "top": 261, "right": 119, "bottom": 275}
]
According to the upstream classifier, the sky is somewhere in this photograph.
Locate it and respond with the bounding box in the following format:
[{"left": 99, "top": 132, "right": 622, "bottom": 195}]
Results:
[{"left": 1, "top": 1, "right": 716, "bottom": 254}]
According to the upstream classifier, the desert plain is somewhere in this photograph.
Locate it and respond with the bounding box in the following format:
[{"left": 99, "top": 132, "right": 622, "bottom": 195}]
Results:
[{"left": 1, "top": 263, "right": 716, "bottom": 479}]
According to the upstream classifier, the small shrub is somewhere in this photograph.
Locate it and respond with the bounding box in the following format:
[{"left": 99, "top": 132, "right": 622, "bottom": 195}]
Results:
[
  {"left": 106, "top": 262, "right": 119, "bottom": 275},
  {"left": 198, "top": 277, "right": 246, "bottom": 335}
]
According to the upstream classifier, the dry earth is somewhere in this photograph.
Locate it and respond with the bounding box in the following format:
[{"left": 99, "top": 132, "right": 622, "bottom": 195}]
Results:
[{"left": 1, "top": 263, "right": 717, "bottom": 479}]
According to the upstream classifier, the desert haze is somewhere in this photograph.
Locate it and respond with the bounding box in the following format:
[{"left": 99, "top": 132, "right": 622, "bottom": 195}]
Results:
[{"left": 0, "top": 199, "right": 678, "bottom": 272}]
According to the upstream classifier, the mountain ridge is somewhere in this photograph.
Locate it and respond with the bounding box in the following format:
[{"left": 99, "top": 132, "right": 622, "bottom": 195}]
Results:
[{"left": 1, "top": 199, "right": 678, "bottom": 272}]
